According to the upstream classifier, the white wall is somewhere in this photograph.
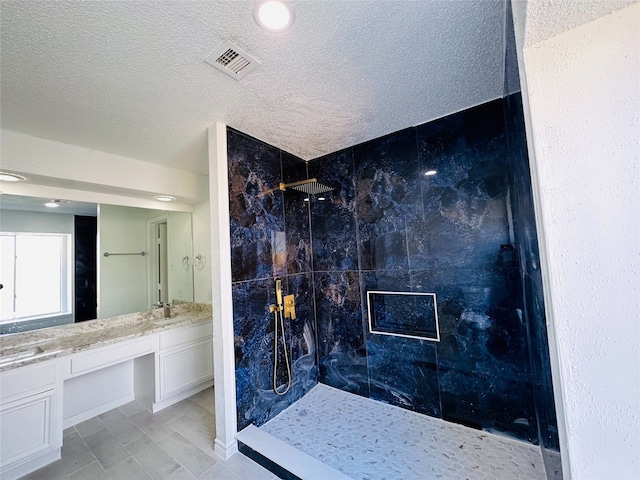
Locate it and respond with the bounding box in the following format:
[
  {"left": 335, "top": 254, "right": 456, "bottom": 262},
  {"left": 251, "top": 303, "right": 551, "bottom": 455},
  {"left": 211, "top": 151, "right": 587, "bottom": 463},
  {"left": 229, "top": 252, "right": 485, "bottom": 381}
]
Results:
[
  {"left": 0, "top": 130, "right": 207, "bottom": 209},
  {"left": 520, "top": 4, "right": 640, "bottom": 478},
  {"left": 192, "top": 199, "right": 212, "bottom": 304},
  {"left": 208, "top": 123, "right": 238, "bottom": 459},
  {"left": 63, "top": 360, "right": 134, "bottom": 427}
]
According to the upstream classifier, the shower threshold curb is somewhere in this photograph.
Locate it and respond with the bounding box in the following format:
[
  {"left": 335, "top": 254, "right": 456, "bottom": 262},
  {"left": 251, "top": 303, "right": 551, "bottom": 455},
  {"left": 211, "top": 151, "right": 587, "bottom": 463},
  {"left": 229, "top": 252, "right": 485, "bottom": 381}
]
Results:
[{"left": 236, "top": 425, "right": 353, "bottom": 480}]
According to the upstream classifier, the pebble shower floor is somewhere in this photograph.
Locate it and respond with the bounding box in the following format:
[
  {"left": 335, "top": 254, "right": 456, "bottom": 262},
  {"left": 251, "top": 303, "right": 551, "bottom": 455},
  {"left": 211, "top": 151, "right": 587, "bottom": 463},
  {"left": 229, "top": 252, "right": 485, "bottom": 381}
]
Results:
[{"left": 261, "top": 384, "right": 547, "bottom": 480}]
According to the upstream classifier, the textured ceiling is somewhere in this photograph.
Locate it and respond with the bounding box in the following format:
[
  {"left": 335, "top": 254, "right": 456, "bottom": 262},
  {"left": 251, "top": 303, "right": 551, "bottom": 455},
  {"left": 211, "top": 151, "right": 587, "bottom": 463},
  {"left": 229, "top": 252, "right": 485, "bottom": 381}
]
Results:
[
  {"left": 523, "top": 0, "right": 638, "bottom": 47},
  {"left": 1, "top": 0, "right": 507, "bottom": 175},
  {"left": 0, "top": 193, "right": 97, "bottom": 216}
]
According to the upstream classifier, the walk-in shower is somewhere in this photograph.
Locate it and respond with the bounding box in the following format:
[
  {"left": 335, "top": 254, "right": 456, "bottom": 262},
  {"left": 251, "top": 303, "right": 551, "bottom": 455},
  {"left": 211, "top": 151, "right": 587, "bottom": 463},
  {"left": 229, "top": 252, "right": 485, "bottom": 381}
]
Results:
[
  {"left": 228, "top": 83, "right": 561, "bottom": 477},
  {"left": 227, "top": 2, "right": 561, "bottom": 476}
]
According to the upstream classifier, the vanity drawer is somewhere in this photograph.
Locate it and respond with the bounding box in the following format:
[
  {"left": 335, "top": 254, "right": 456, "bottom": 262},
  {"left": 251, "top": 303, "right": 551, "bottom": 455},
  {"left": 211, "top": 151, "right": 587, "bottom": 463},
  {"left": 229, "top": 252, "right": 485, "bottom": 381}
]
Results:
[
  {"left": 70, "top": 337, "right": 154, "bottom": 376},
  {"left": 0, "top": 362, "right": 57, "bottom": 402},
  {"left": 159, "top": 322, "right": 212, "bottom": 351}
]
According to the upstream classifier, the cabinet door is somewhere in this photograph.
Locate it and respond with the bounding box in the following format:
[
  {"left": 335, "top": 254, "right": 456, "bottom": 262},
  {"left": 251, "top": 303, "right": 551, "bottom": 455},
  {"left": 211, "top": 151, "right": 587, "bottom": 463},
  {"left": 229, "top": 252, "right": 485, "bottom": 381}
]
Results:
[
  {"left": 158, "top": 339, "right": 213, "bottom": 400},
  {"left": 0, "top": 390, "right": 56, "bottom": 466}
]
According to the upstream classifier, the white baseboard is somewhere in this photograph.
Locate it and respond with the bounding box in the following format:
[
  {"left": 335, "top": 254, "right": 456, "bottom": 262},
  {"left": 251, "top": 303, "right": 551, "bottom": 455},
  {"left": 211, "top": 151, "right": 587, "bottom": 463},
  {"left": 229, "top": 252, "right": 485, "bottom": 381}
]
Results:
[
  {"left": 152, "top": 379, "right": 213, "bottom": 413},
  {"left": 0, "top": 447, "right": 60, "bottom": 480},
  {"left": 63, "top": 393, "right": 135, "bottom": 428},
  {"left": 214, "top": 437, "right": 239, "bottom": 461}
]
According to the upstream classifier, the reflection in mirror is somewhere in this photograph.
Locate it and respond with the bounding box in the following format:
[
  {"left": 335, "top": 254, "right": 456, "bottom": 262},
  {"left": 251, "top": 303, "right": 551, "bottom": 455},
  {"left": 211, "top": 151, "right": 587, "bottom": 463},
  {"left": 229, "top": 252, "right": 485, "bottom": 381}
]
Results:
[
  {"left": 99, "top": 205, "right": 193, "bottom": 318},
  {"left": 0, "top": 195, "right": 194, "bottom": 334}
]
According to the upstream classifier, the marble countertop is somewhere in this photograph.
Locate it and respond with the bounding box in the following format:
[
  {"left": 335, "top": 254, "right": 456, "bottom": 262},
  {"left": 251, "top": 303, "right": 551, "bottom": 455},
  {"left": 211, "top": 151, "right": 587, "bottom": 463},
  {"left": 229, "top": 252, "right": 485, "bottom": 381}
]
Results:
[{"left": 0, "top": 303, "right": 213, "bottom": 372}]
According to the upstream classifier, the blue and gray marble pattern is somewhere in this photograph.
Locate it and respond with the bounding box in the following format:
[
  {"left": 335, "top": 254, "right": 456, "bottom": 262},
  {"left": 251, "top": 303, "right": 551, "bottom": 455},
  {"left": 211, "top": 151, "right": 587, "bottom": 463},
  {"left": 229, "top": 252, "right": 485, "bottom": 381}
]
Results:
[{"left": 228, "top": 93, "right": 556, "bottom": 447}]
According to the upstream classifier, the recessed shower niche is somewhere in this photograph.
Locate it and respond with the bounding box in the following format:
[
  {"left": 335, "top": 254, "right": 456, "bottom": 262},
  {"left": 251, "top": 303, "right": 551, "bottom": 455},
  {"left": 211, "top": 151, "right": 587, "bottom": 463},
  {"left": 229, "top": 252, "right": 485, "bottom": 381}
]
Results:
[{"left": 367, "top": 291, "right": 440, "bottom": 341}]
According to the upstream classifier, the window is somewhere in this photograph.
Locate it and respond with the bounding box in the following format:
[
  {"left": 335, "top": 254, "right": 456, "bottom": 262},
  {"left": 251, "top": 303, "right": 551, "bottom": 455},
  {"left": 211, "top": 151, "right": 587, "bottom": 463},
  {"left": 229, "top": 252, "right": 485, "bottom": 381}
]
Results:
[{"left": 1, "top": 233, "right": 72, "bottom": 322}]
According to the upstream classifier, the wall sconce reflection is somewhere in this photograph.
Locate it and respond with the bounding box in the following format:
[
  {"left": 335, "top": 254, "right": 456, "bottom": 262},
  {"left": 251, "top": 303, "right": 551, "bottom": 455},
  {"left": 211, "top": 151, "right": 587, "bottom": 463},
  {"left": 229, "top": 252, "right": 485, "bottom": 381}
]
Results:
[{"left": 193, "top": 254, "right": 206, "bottom": 270}]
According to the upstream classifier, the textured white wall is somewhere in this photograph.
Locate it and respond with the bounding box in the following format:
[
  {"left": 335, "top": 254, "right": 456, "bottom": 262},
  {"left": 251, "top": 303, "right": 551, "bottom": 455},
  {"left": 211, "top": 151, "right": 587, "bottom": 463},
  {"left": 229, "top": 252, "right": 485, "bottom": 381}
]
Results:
[
  {"left": 208, "top": 123, "right": 238, "bottom": 459},
  {"left": 522, "top": 4, "right": 640, "bottom": 478}
]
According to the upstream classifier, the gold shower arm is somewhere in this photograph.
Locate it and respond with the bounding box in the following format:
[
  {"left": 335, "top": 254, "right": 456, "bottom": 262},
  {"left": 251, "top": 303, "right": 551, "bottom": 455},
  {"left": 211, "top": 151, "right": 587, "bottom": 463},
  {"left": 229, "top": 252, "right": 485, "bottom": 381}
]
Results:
[{"left": 279, "top": 178, "right": 318, "bottom": 191}]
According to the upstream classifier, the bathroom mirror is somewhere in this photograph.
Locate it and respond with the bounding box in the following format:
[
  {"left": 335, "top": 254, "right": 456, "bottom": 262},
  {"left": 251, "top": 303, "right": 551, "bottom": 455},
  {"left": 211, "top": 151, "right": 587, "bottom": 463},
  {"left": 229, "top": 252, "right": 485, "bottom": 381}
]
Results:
[{"left": 0, "top": 194, "right": 194, "bottom": 333}]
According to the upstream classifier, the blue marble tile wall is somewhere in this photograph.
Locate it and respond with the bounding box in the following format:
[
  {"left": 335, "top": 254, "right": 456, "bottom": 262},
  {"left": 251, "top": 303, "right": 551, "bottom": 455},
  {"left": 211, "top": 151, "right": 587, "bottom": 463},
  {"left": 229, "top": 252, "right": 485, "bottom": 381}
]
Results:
[
  {"left": 226, "top": 95, "right": 558, "bottom": 449},
  {"left": 228, "top": 128, "right": 317, "bottom": 431},
  {"left": 503, "top": 2, "right": 561, "bottom": 474},
  {"left": 309, "top": 99, "right": 540, "bottom": 443},
  {"left": 504, "top": 96, "right": 561, "bottom": 454}
]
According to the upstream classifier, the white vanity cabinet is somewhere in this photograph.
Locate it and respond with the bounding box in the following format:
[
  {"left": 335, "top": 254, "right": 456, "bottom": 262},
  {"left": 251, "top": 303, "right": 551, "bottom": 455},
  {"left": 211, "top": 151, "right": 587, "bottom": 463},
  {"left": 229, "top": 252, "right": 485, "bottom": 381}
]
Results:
[
  {"left": 0, "top": 315, "right": 213, "bottom": 479},
  {"left": 0, "top": 361, "right": 62, "bottom": 480},
  {"left": 154, "top": 321, "right": 214, "bottom": 411}
]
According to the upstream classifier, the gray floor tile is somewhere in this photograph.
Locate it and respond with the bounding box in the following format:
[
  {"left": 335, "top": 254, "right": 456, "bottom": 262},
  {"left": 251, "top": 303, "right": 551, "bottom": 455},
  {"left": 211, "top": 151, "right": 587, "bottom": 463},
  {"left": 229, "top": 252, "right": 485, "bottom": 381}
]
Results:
[
  {"left": 118, "top": 400, "right": 148, "bottom": 418},
  {"left": 154, "top": 401, "right": 188, "bottom": 424},
  {"left": 68, "top": 460, "right": 109, "bottom": 480},
  {"left": 224, "top": 453, "right": 275, "bottom": 480},
  {"left": 178, "top": 400, "right": 215, "bottom": 428},
  {"left": 18, "top": 391, "right": 277, "bottom": 480},
  {"left": 20, "top": 459, "right": 67, "bottom": 480},
  {"left": 167, "top": 414, "right": 215, "bottom": 457},
  {"left": 99, "top": 407, "right": 145, "bottom": 445},
  {"left": 199, "top": 463, "right": 243, "bottom": 480},
  {"left": 84, "top": 427, "right": 130, "bottom": 470},
  {"left": 75, "top": 417, "right": 105, "bottom": 438},
  {"left": 130, "top": 409, "right": 175, "bottom": 442},
  {"left": 163, "top": 467, "right": 198, "bottom": 479},
  {"left": 107, "top": 456, "right": 152, "bottom": 480},
  {"left": 59, "top": 430, "right": 96, "bottom": 475},
  {"left": 157, "top": 432, "right": 216, "bottom": 477},
  {"left": 188, "top": 388, "right": 215, "bottom": 414},
  {"left": 125, "top": 434, "right": 181, "bottom": 479}
]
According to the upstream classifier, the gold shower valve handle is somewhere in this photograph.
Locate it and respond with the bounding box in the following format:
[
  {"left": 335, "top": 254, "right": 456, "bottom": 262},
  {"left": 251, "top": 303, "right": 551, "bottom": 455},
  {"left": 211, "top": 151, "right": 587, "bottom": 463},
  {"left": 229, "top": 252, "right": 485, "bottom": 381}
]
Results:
[{"left": 283, "top": 294, "right": 296, "bottom": 320}]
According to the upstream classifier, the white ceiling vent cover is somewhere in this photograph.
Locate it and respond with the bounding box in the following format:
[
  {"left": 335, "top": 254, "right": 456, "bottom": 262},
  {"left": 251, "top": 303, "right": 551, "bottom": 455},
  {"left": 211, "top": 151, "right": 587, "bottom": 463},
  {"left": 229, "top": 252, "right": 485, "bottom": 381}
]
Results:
[{"left": 204, "top": 41, "right": 260, "bottom": 80}]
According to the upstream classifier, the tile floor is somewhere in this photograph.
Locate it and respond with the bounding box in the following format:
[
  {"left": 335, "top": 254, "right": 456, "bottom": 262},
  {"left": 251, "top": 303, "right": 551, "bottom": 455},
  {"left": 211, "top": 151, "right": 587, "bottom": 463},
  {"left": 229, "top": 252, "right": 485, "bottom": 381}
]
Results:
[
  {"left": 21, "top": 388, "right": 278, "bottom": 480},
  {"left": 262, "top": 384, "right": 549, "bottom": 480}
]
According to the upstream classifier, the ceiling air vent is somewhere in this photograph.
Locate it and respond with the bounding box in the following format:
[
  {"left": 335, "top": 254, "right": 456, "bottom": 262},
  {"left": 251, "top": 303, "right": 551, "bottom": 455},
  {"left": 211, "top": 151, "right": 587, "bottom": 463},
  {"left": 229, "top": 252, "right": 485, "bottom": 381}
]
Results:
[{"left": 204, "top": 41, "right": 260, "bottom": 80}]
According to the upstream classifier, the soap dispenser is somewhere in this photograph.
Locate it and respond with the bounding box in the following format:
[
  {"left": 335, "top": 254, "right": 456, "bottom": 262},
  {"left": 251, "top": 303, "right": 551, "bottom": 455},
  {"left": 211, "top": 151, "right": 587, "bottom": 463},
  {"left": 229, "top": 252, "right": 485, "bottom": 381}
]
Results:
[{"left": 163, "top": 303, "right": 172, "bottom": 318}]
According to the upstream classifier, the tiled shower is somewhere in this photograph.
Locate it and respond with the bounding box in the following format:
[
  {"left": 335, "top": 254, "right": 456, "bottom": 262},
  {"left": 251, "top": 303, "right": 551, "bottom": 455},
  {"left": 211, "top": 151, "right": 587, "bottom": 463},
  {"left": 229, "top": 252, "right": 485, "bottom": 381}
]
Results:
[{"left": 227, "top": 5, "right": 560, "bottom": 477}]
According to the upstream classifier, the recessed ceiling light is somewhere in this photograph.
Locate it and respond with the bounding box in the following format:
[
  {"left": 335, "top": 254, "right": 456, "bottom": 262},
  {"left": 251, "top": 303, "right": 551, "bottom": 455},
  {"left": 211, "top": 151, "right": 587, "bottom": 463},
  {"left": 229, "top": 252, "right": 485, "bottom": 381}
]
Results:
[
  {"left": 424, "top": 170, "right": 437, "bottom": 176},
  {"left": 254, "top": 0, "right": 294, "bottom": 32},
  {"left": 45, "top": 200, "right": 61, "bottom": 208},
  {"left": 155, "top": 195, "right": 176, "bottom": 202},
  {"left": 0, "top": 172, "right": 27, "bottom": 182}
]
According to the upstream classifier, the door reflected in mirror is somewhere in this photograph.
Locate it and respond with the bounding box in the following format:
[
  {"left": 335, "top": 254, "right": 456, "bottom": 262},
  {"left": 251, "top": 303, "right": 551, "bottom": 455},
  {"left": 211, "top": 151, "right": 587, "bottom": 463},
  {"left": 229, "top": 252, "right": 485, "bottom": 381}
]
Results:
[{"left": 98, "top": 205, "right": 194, "bottom": 319}]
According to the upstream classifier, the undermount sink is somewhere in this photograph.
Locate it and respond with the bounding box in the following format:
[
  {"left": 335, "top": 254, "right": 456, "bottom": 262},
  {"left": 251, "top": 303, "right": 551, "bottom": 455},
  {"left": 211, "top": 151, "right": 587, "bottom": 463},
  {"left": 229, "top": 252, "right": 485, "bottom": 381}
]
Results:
[
  {"left": 154, "top": 317, "right": 183, "bottom": 326},
  {"left": 0, "top": 345, "right": 60, "bottom": 366}
]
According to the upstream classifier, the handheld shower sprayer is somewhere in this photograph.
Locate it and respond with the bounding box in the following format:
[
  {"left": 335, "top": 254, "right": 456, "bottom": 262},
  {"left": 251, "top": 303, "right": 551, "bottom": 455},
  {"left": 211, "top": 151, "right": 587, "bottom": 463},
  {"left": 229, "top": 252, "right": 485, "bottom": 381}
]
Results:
[
  {"left": 271, "top": 278, "right": 291, "bottom": 396},
  {"left": 275, "top": 279, "right": 283, "bottom": 307}
]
